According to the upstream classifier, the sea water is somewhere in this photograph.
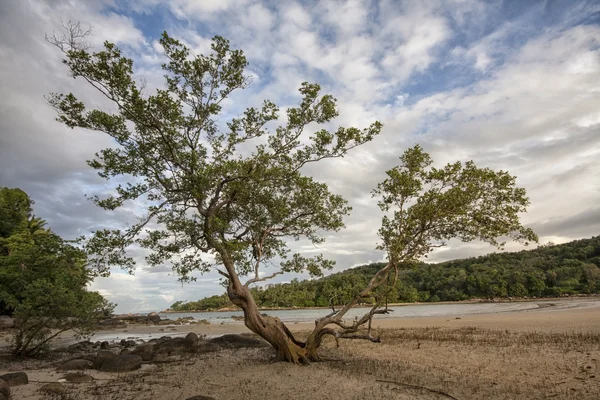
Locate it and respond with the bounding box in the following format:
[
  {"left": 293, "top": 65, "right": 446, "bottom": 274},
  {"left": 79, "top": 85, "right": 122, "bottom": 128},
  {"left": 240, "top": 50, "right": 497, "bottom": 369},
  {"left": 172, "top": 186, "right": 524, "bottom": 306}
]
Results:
[{"left": 158, "top": 301, "right": 546, "bottom": 324}]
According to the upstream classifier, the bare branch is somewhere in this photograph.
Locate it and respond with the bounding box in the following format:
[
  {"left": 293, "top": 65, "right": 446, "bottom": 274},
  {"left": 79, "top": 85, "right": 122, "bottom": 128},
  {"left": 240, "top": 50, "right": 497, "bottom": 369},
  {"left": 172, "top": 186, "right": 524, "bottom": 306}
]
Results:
[
  {"left": 46, "top": 21, "right": 91, "bottom": 52},
  {"left": 244, "top": 271, "right": 283, "bottom": 287}
]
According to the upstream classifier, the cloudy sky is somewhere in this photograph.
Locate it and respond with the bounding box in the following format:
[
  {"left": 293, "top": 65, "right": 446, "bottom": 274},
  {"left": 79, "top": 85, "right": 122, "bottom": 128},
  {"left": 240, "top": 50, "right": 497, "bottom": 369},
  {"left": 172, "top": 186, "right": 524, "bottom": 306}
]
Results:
[{"left": 1, "top": 0, "right": 599, "bottom": 313}]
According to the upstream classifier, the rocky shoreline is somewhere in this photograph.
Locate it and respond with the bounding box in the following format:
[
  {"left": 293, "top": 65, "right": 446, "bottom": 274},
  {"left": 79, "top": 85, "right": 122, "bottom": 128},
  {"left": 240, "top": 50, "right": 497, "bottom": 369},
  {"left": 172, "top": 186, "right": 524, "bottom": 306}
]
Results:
[{"left": 0, "top": 332, "right": 269, "bottom": 400}]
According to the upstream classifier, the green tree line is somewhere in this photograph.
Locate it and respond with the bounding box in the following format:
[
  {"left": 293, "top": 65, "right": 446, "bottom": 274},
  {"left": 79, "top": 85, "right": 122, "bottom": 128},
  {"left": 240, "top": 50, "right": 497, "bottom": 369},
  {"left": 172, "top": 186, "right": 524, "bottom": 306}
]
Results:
[
  {"left": 170, "top": 236, "right": 600, "bottom": 311},
  {"left": 0, "top": 187, "right": 113, "bottom": 356}
]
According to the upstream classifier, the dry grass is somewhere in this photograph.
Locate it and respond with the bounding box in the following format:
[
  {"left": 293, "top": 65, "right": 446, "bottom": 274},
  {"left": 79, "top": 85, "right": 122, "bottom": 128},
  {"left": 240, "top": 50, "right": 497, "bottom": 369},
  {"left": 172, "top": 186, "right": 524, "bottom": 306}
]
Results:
[
  {"left": 325, "top": 327, "right": 600, "bottom": 400},
  {"left": 9, "top": 326, "right": 598, "bottom": 400}
]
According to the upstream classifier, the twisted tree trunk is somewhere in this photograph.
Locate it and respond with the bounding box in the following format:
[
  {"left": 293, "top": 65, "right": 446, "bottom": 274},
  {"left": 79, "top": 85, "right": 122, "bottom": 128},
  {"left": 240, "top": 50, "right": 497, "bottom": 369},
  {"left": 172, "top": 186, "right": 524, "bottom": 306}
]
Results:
[
  {"left": 226, "top": 280, "right": 311, "bottom": 363},
  {"left": 223, "top": 260, "right": 396, "bottom": 364}
]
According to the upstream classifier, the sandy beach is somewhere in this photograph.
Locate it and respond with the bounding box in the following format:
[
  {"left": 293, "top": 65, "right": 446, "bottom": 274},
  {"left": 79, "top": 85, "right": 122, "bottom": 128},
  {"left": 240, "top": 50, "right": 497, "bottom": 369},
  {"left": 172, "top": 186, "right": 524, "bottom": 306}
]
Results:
[{"left": 1, "top": 297, "right": 599, "bottom": 399}]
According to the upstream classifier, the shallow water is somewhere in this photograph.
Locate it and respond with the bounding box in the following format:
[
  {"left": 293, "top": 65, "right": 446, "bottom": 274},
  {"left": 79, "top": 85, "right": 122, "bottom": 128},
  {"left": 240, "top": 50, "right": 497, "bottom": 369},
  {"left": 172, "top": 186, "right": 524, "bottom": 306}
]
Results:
[{"left": 158, "top": 300, "right": 560, "bottom": 324}]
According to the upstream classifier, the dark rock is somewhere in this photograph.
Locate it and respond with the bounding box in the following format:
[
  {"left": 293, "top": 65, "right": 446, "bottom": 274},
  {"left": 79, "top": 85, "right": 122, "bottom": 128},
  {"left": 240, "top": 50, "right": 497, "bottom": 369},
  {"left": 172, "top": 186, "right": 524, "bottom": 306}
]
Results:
[
  {"left": 57, "top": 359, "right": 93, "bottom": 371},
  {"left": 151, "top": 351, "right": 170, "bottom": 363},
  {"left": 67, "top": 340, "right": 93, "bottom": 353},
  {"left": 131, "top": 344, "right": 155, "bottom": 361},
  {"left": 0, "top": 379, "right": 9, "bottom": 400},
  {"left": 207, "top": 334, "right": 269, "bottom": 349},
  {"left": 185, "top": 332, "right": 199, "bottom": 347},
  {"left": 99, "top": 354, "right": 143, "bottom": 372},
  {"left": 92, "top": 350, "right": 117, "bottom": 370},
  {"left": 0, "top": 372, "right": 28, "bottom": 387},
  {"left": 39, "top": 382, "right": 66, "bottom": 395},
  {"left": 120, "top": 339, "right": 137, "bottom": 347},
  {"left": 197, "top": 342, "right": 221, "bottom": 353},
  {"left": 0, "top": 316, "right": 14, "bottom": 329},
  {"left": 186, "top": 396, "right": 216, "bottom": 400},
  {"left": 154, "top": 337, "right": 197, "bottom": 355},
  {"left": 120, "top": 348, "right": 131, "bottom": 355},
  {"left": 100, "top": 341, "right": 110, "bottom": 349},
  {"left": 62, "top": 372, "right": 94, "bottom": 383}
]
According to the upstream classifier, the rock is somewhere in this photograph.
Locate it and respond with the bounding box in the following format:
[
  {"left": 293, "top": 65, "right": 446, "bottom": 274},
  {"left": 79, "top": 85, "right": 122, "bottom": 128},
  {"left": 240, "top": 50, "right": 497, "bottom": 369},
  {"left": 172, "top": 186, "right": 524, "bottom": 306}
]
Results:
[
  {"left": 100, "top": 341, "right": 110, "bottom": 349},
  {"left": 120, "top": 339, "right": 137, "bottom": 348},
  {"left": 154, "top": 337, "right": 197, "bottom": 355},
  {"left": 39, "top": 382, "right": 66, "bottom": 395},
  {"left": 185, "top": 332, "right": 199, "bottom": 347},
  {"left": 57, "top": 359, "right": 93, "bottom": 371},
  {"left": 0, "top": 379, "right": 10, "bottom": 400},
  {"left": 0, "top": 372, "right": 28, "bottom": 387},
  {"left": 186, "top": 396, "right": 216, "bottom": 400},
  {"left": 157, "top": 320, "right": 172, "bottom": 325},
  {"left": 92, "top": 350, "right": 117, "bottom": 370},
  {"left": 151, "top": 351, "right": 170, "bottom": 363},
  {"left": 99, "top": 354, "right": 143, "bottom": 372},
  {"left": 0, "top": 316, "right": 14, "bottom": 329},
  {"left": 120, "top": 348, "right": 131, "bottom": 355},
  {"left": 67, "top": 340, "right": 93, "bottom": 353},
  {"left": 207, "top": 334, "right": 268, "bottom": 349},
  {"left": 62, "top": 372, "right": 94, "bottom": 383},
  {"left": 197, "top": 342, "right": 221, "bottom": 353},
  {"left": 131, "top": 344, "right": 155, "bottom": 361}
]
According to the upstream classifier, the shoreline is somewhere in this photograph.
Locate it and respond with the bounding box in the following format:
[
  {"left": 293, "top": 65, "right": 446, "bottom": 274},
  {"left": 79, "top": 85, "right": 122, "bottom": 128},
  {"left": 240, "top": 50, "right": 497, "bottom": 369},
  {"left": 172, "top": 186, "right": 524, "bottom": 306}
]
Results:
[
  {"left": 2, "top": 297, "right": 597, "bottom": 349},
  {"left": 159, "top": 294, "right": 600, "bottom": 313}
]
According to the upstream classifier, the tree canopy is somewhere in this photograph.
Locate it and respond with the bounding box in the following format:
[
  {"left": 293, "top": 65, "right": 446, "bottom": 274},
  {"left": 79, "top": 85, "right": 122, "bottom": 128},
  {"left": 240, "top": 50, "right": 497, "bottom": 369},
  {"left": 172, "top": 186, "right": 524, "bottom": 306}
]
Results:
[{"left": 0, "top": 187, "right": 113, "bottom": 356}]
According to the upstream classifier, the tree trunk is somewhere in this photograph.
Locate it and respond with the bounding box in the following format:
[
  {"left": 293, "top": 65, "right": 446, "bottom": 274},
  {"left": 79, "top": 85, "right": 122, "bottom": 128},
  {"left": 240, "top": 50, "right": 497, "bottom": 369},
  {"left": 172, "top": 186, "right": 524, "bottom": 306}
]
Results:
[{"left": 226, "top": 281, "right": 318, "bottom": 363}]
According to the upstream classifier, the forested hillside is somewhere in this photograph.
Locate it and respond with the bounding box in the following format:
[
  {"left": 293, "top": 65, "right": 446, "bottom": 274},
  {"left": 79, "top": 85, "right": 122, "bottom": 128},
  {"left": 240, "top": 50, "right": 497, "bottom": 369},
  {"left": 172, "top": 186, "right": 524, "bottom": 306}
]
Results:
[{"left": 170, "top": 236, "right": 600, "bottom": 311}]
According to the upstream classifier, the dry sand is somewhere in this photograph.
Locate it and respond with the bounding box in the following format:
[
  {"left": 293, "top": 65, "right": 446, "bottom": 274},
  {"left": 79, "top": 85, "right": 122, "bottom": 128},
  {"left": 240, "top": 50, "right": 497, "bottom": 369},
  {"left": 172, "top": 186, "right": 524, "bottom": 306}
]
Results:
[{"left": 1, "top": 298, "right": 599, "bottom": 399}]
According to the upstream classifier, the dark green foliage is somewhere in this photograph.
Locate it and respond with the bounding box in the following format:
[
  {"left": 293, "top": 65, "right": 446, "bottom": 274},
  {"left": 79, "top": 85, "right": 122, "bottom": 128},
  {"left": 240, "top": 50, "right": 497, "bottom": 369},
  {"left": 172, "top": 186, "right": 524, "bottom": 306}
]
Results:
[
  {"left": 0, "top": 187, "right": 114, "bottom": 356},
  {"left": 171, "top": 236, "right": 600, "bottom": 310}
]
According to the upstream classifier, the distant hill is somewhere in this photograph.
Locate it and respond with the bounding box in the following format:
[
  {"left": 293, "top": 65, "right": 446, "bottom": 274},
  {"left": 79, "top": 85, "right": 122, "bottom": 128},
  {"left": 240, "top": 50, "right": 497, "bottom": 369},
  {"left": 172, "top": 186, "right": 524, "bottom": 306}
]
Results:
[{"left": 169, "top": 236, "right": 600, "bottom": 311}]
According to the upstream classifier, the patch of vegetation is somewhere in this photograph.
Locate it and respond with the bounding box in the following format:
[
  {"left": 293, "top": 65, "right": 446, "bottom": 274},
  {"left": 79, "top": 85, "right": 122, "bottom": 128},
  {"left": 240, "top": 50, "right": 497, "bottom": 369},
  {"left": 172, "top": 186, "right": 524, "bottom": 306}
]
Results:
[{"left": 0, "top": 187, "right": 114, "bottom": 356}]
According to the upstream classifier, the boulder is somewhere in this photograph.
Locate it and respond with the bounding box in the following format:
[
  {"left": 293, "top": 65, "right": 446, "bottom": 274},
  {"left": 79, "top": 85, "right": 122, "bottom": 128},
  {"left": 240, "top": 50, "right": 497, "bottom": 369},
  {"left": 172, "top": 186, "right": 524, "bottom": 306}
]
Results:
[
  {"left": 0, "top": 316, "right": 14, "bottom": 329},
  {"left": 131, "top": 344, "right": 155, "bottom": 361},
  {"left": 207, "top": 334, "right": 268, "bottom": 349},
  {"left": 120, "top": 339, "right": 137, "bottom": 348},
  {"left": 197, "top": 342, "right": 221, "bottom": 353},
  {"left": 0, "top": 379, "right": 9, "bottom": 400},
  {"left": 100, "top": 341, "right": 110, "bottom": 349},
  {"left": 154, "top": 337, "right": 197, "bottom": 355},
  {"left": 92, "top": 350, "right": 117, "bottom": 370},
  {"left": 67, "top": 340, "right": 94, "bottom": 353},
  {"left": 151, "top": 351, "right": 170, "bottom": 363},
  {"left": 39, "top": 383, "right": 66, "bottom": 395},
  {"left": 0, "top": 372, "right": 28, "bottom": 387},
  {"left": 185, "top": 332, "right": 199, "bottom": 347},
  {"left": 62, "top": 372, "right": 94, "bottom": 383},
  {"left": 99, "top": 354, "right": 143, "bottom": 372}
]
